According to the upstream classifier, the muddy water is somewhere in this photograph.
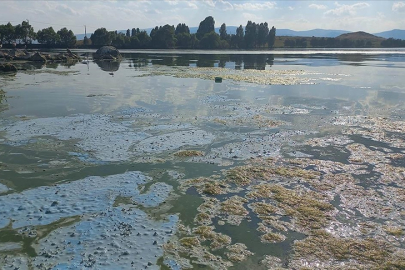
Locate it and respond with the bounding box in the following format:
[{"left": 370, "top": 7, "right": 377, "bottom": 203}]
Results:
[{"left": 1, "top": 50, "right": 405, "bottom": 269}]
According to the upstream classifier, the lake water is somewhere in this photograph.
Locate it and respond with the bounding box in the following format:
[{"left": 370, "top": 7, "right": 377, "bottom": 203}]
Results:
[{"left": 1, "top": 49, "right": 405, "bottom": 269}]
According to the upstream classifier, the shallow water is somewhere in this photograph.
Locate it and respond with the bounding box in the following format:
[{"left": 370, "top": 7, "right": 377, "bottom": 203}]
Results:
[{"left": 1, "top": 49, "right": 405, "bottom": 269}]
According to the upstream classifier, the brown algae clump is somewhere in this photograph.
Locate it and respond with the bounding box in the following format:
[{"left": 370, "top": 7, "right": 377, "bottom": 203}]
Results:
[
  {"left": 194, "top": 212, "right": 212, "bottom": 225},
  {"left": 270, "top": 185, "right": 333, "bottom": 230},
  {"left": 247, "top": 183, "right": 274, "bottom": 199},
  {"left": 293, "top": 230, "right": 396, "bottom": 268},
  {"left": 181, "top": 177, "right": 228, "bottom": 195},
  {"left": 226, "top": 243, "right": 254, "bottom": 262},
  {"left": 250, "top": 202, "right": 277, "bottom": 215},
  {"left": 193, "top": 226, "right": 215, "bottom": 240},
  {"left": 384, "top": 226, "right": 403, "bottom": 236},
  {"left": 174, "top": 150, "right": 204, "bottom": 157},
  {"left": 248, "top": 184, "right": 333, "bottom": 231},
  {"left": 260, "top": 232, "right": 286, "bottom": 243},
  {"left": 192, "top": 226, "right": 231, "bottom": 250},
  {"left": 220, "top": 196, "right": 248, "bottom": 216},
  {"left": 226, "top": 165, "right": 320, "bottom": 186},
  {"left": 203, "top": 182, "right": 224, "bottom": 195},
  {"left": 179, "top": 237, "right": 201, "bottom": 248}
]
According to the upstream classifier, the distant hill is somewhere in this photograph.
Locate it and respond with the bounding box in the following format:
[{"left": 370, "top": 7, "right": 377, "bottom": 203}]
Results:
[
  {"left": 277, "top": 29, "right": 351, "bottom": 38},
  {"left": 373, "top": 29, "right": 405, "bottom": 40},
  {"left": 336, "top": 31, "right": 384, "bottom": 41}
]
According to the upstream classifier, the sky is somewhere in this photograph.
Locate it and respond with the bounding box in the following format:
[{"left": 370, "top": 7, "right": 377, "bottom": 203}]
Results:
[{"left": 1, "top": 1, "right": 404, "bottom": 35}]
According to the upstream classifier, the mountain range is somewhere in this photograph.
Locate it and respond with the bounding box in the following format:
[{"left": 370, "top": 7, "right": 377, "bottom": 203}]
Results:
[{"left": 75, "top": 27, "right": 405, "bottom": 40}]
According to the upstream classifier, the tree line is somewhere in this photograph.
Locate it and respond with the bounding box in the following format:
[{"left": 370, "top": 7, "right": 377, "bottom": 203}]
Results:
[
  {"left": 0, "top": 21, "right": 76, "bottom": 47},
  {"left": 2, "top": 17, "right": 404, "bottom": 49},
  {"left": 284, "top": 36, "right": 405, "bottom": 48},
  {"left": 89, "top": 16, "right": 276, "bottom": 49}
]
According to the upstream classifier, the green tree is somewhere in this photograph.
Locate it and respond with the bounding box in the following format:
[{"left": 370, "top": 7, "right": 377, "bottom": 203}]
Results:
[
  {"left": 257, "top": 22, "right": 269, "bottom": 47},
  {"left": 150, "top": 24, "right": 176, "bottom": 48},
  {"left": 268, "top": 26, "right": 276, "bottom": 48},
  {"left": 15, "top": 21, "right": 35, "bottom": 44},
  {"left": 190, "top": 34, "right": 198, "bottom": 48},
  {"left": 235, "top": 25, "right": 244, "bottom": 48},
  {"left": 111, "top": 33, "right": 129, "bottom": 48},
  {"left": 131, "top": 28, "right": 140, "bottom": 37},
  {"left": 137, "top": 31, "right": 151, "bottom": 48},
  {"left": 90, "top": 28, "right": 112, "bottom": 46},
  {"left": 57, "top": 27, "right": 76, "bottom": 47},
  {"left": 176, "top": 32, "right": 191, "bottom": 48},
  {"left": 175, "top": 23, "right": 190, "bottom": 35},
  {"left": 175, "top": 23, "right": 190, "bottom": 48},
  {"left": 284, "top": 39, "right": 296, "bottom": 47},
  {"left": 2, "top": 22, "right": 15, "bottom": 44},
  {"left": 15, "top": 24, "right": 23, "bottom": 44},
  {"left": 37, "top": 27, "right": 59, "bottom": 45},
  {"left": 199, "top": 31, "right": 220, "bottom": 49},
  {"left": 130, "top": 35, "right": 140, "bottom": 48},
  {"left": 196, "top": 16, "right": 215, "bottom": 40},
  {"left": 83, "top": 36, "right": 90, "bottom": 46},
  {"left": 219, "top": 23, "right": 227, "bottom": 40},
  {"left": 244, "top": 21, "right": 257, "bottom": 48}
]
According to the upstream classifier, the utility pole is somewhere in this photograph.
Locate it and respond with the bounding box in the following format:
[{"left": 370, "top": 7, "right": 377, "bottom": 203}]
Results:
[
  {"left": 84, "top": 25, "right": 88, "bottom": 46},
  {"left": 26, "top": 19, "right": 30, "bottom": 44}
]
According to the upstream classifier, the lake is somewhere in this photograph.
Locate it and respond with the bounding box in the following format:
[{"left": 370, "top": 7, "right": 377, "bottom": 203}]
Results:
[{"left": 1, "top": 49, "right": 405, "bottom": 269}]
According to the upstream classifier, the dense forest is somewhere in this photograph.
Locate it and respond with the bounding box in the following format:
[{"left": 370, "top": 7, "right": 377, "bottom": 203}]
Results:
[
  {"left": 282, "top": 36, "right": 405, "bottom": 48},
  {"left": 0, "top": 21, "right": 76, "bottom": 47},
  {"left": 1, "top": 16, "right": 404, "bottom": 49},
  {"left": 0, "top": 17, "right": 276, "bottom": 50},
  {"left": 88, "top": 16, "right": 276, "bottom": 49}
]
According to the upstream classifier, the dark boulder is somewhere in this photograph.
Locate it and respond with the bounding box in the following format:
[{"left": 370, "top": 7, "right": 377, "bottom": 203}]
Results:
[
  {"left": 30, "top": 52, "right": 47, "bottom": 62},
  {"left": 93, "top": 46, "right": 121, "bottom": 60},
  {"left": 9, "top": 49, "right": 30, "bottom": 60},
  {"left": 0, "top": 63, "right": 17, "bottom": 73}
]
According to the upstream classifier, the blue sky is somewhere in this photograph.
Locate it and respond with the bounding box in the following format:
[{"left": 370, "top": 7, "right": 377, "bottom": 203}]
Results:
[{"left": 1, "top": 1, "right": 404, "bottom": 34}]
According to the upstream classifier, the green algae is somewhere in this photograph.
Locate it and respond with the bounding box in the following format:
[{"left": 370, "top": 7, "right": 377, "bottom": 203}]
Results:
[
  {"left": 0, "top": 216, "right": 80, "bottom": 258},
  {"left": 113, "top": 196, "right": 134, "bottom": 207},
  {"left": 174, "top": 150, "right": 205, "bottom": 157}
]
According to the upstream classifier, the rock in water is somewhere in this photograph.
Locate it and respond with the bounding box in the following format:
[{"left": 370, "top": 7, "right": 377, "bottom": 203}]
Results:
[
  {"left": 94, "top": 46, "right": 121, "bottom": 60},
  {"left": 30, "top": 52, "right": 47, "bottom": 62},
  {"left": 0, "top": 63, "right": 17, "bottom": 73}
]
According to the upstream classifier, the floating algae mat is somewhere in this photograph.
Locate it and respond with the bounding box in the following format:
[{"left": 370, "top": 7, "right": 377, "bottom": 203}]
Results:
[{"left": 1, "top": 51, "right": 405, "bottom": 269}]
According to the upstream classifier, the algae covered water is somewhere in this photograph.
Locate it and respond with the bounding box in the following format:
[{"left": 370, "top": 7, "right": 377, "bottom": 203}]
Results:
[{"left": 1, "top": 49, "right": 405, "bottom": 269}]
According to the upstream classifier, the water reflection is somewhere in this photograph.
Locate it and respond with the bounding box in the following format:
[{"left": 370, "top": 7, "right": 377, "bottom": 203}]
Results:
[
  {"left": 94, "top": 60, "right": 121, "bottom": 72},
  {"left": 125, "top": 54, "right": 275, "bottom": 70},
  {"left": 3, "top": 52, "right": 399, "bottom": 74}
]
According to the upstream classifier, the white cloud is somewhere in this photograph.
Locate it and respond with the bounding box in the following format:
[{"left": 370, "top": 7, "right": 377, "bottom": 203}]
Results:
[
  {"left": 242, "top": 12, "right": 264, "bottom": 22},
  {"left": 234, "top": 2, "right": 276, "bottom": 11},
  {"left": 325, "top": 2, "right": 370, "bottom": 16},
  {"left": 216, "top": 0, "right": 233, "bottom": 11},
  {"left": 309, "top": 4, "right": 327, "bottom": 10},
  {"left": 164, "top": 0, "right": 179, "bottom": 6},
  {"left": 187, "top": 1, "right": 198, "bottom": 9},
  {"left": 392, "top": 2, "right": 405, "bottom": 12},
  {"left": 288, "top": 6, "right": 294, "bottom": 11},
  {"left": 202, "top": 0, "right": 215, "bottom": 7}
]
